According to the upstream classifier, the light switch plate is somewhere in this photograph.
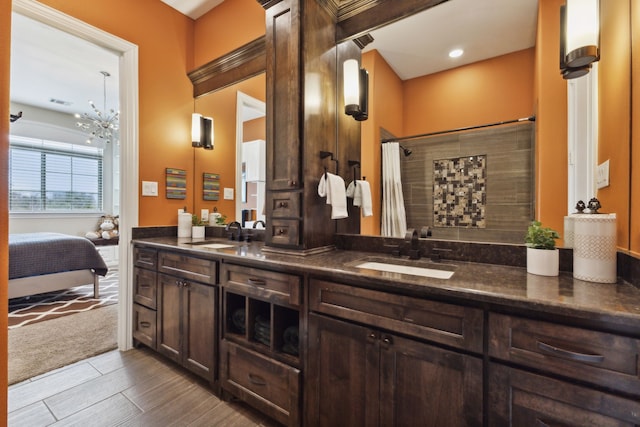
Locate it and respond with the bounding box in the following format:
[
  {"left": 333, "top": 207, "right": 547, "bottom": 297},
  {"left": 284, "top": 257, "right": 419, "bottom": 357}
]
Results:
[
  {"left": 142, "top": 181, "right": 158, "bottom": 196},
  {"left": 596, "top": 160, "right": 610, "bottom": 189},
  {"left": 224, "top": 188, "right": 234, "bottom": 200}
]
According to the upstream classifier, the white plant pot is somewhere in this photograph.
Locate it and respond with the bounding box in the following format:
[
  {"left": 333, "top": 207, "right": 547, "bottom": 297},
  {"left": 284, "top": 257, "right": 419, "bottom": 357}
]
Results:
[
  {"left": 192, "top": 226, "right": 205, "bottom": 239},
  {"left": 527, "top": 247, "right": 559, "bottom": 276}
]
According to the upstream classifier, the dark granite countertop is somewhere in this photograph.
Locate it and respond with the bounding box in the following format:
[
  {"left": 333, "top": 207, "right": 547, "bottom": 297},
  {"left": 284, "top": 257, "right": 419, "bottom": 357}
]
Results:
[{"left": 133, "top": 236, "right": 640, "bottom": 334}]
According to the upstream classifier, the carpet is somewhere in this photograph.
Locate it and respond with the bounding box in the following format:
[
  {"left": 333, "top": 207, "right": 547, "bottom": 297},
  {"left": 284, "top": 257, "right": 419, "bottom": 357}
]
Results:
[
  {"left": 8, "top": 304, "right": 118, "bottom": 385},
  {"left": 8, "top": 269, "right": 118, "bottom": 329}
]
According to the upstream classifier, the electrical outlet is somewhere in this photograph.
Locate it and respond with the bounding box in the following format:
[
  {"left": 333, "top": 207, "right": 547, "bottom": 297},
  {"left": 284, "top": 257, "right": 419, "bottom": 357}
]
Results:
[
  {"left": 224, "top": 188, "right": 234, "bottom": 200},
  {"left": 596, "top": 160, "right": 610, "bottom": 189}
]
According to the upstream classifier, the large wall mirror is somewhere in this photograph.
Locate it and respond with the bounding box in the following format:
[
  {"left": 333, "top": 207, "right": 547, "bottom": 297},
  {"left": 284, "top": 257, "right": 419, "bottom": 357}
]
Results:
[
  {"left": 339, "top": 0, "right": 632, "bottom": 249},
  {"left": 189, "top": 0, "right": 632, "bottom": 251},
  {"left": 192, "top": 73, "right": 266, "bottom": 226}
]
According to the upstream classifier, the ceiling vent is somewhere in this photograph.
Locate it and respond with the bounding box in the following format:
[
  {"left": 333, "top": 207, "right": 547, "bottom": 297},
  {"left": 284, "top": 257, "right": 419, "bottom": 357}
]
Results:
[{"left": 49, "top": 98, "right": 72, "bottom": 106}]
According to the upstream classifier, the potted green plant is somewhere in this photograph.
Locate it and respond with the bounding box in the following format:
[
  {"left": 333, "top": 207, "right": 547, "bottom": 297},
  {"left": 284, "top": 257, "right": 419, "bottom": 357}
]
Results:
[
  {"left": 192, "top": 214, "right": 206, "bottom": 239},
  {"left": 525, "top": 220, "right": 560, "bottom": 276}
]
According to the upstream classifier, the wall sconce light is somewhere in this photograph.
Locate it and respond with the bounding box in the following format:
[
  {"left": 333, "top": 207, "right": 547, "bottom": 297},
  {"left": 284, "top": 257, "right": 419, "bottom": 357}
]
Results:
[
  {"left": 560, "top": 0, "right": 600, "bottom": 79},
  {"left": 343, "top": 59, "right": 369, "bottom": 121},
  {"left": 191, "top": 113, "right": 214, "bottom": 150}
]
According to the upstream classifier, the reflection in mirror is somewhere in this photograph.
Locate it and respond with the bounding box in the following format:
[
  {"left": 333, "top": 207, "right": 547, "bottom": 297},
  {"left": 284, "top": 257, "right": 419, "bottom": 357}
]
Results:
[
  {"left": 236, "top": 91, "right": 266, "bottom": 228},
  {"left": 193, "top": 73, "right": 265, "bottom": 225},
  {"left": 359, "top": 0, "right": 537, "bottom": 243}
]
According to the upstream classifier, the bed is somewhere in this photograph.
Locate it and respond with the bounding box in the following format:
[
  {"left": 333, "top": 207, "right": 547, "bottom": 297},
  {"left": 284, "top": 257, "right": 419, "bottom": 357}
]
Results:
[{"left": 8, "top": 232, "right": 109, "bottom": 299}]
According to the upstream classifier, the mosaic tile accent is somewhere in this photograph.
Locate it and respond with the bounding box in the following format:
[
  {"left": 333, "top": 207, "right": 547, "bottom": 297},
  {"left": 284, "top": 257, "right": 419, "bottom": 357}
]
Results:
[{"left": 433, "top": 155, "right": 486, "bottom": 228}]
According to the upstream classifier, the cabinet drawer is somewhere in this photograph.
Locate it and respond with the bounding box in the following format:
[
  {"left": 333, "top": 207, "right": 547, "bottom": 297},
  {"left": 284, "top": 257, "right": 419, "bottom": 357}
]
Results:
[
  {"left": 309, "top": 279, "right": 483, "bottom": 353},
  {"left": 220, "top": 340, "right": 300, "bottom": 427},
  {"left": 268, "top": 219, "right": 300, "bottom": 247},
  {"left": 158, "top": 251, "right": 217, "bottom": 285},
  {"left": 133, "top": 303, "right": 156, "bottom": 349},
  {"left": 134, "top": 246, "right": 157, "bottom": 269},
  {"left": 270, "top": 191, "right": 301, "bottom": 218},
  {"left": 222, "top": 263, "right": 301, "bottom": 307},
  {"left": 489, "top": 363, "right": 640, "bottom": 426},
  {"left": 489, "top": 313, "right": 640, "bottom": 397},
  {"left": 133, "top": 267, "right": 157, "bottom": 309}
]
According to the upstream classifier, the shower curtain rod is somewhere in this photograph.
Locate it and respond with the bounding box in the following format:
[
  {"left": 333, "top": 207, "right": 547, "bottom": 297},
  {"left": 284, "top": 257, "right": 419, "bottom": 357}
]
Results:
[{"left": 380, "top": 115, "right": 536, "bottom": 144}]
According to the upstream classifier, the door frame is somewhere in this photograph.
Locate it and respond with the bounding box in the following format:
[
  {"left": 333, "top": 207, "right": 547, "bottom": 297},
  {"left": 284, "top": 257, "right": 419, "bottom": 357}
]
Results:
[{"left": 13, "top": 0, "right": 139, "bottom": 351}]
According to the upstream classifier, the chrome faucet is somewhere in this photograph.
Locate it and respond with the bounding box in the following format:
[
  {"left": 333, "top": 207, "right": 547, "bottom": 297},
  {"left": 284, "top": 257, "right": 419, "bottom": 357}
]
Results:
[{"left": 225, "top": 221, "right": 243, "bottom": 241}]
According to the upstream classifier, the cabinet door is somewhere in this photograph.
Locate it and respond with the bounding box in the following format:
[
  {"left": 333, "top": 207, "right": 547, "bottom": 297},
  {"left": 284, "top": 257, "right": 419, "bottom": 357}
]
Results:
[
  {"left": 265, "top": 0, "right": 300, "bottom": 192},
  {"left": 306, "top": 313, "right": 379, "bottom": 427},
  {"left": 379, "top": 334, "right": 483, "bottom": 427},
  {"left": 183, "top": 280, "right": 216, "bottom": 382},
  {"left": 489, "top": 363, "right": 640, "bottom": 426},
  {"left": 157, "top": 273, "right": 182, "bottom": 364}
]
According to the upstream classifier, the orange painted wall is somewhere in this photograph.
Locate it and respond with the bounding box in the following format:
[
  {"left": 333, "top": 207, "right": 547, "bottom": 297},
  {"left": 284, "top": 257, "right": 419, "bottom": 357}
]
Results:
[
  {"left": 0, "top": 0, "right": 10, "bottom": 414},
  {"left": 244, "top": 116, "right": 266, "bottom": 142},
  {"left": 632, "top": 0, "right": 640, "bottom": 255},
  {"left": 193, "top": 0, "right": 265, "bottom": 69},
  {"left": 403, "top": 49, "right": 535, "bottom": 135},
  {"left": 193, "top": 74, "right": 266, "bottom": 222},
  {"left": 33, "top": 0, "right": 196, "bottom": 226},
  {"left": 534, "top": 0, "right": 567, "bottom": 240},
  {"left": 361, "top": 50, "right": 404, "bottom": 235},
  {"left": 598, "top": 0, "right": 631, "bottom": 250}
]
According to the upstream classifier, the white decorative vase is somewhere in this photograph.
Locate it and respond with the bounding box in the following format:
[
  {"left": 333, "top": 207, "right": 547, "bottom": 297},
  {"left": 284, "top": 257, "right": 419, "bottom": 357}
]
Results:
[
  {"left": 526, "top": 247, "right": 559, "bottom": 277},
  {"left": 192, "top": 226, "right": 205, "bottom": 239}
]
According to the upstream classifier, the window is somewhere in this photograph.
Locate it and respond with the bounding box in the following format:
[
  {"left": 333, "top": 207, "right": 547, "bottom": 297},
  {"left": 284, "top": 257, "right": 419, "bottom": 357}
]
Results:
[{"left": 9, "top": 136, "right": 103, "bottom": 213}]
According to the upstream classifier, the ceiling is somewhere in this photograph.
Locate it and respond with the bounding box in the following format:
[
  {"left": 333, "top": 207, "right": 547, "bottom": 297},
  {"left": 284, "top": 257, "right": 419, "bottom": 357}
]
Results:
[{"left": 9, "top": 0, "right": 538, "bottom": 118}]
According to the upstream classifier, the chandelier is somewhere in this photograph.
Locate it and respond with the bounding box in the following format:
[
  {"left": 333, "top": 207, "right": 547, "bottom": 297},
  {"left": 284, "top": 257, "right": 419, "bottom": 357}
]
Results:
[{"left": 75, "top": 71, "right": 119, "bottom": 144}]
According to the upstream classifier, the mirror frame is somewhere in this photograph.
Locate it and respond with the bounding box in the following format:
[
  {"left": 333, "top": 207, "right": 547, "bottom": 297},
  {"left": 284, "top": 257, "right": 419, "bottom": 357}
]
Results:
[{"left": 188, "top": 36, "right": 266, "bottom": 98}]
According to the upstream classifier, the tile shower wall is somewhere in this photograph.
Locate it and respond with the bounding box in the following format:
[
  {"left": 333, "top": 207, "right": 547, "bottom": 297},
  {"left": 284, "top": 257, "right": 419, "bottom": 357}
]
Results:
[{"left": 384, "top": 122, "right": 534, "bottom": 244}]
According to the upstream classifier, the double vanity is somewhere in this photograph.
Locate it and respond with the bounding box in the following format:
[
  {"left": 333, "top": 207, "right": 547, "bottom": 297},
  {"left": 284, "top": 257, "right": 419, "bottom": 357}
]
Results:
[{"left": 131, "top": 230, "right": 640, "bottom": 426}]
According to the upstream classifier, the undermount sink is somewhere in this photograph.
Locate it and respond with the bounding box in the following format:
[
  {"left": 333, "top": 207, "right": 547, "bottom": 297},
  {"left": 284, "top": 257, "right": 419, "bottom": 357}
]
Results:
[
  {"left": 184, "top": 240, "right": 235, "bottom": 249},
  {"left": 350, "top": 256, "right": 456, "bottom": 280}
]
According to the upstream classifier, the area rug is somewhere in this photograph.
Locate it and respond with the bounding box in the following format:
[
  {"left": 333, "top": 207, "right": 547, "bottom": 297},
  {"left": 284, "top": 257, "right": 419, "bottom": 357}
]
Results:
[
  {"left": 8, "top": 268, "right": 118, "bottom": 329},
  {"left": 8, "top": 303, "right": 118, "bottom": 385}
]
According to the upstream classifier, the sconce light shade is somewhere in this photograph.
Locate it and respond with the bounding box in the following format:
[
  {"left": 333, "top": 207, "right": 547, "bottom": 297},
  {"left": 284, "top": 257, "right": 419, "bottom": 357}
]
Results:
[
  {"left": 202, "top": 117, "right": 213, "bottom": 150},
  {"left": 192, "top": 113, "right": 203, "bottom": 147},
  {"left": 344, "top": 59, "right": 360, "bottom": 116},
  {"left": 343, "top": 59, "right": 369, "bottom": 121},
  {"left": 191, "top": 113, "right": 214, "bottom": 149},
  {"left": 560, "top": 0, "right": 600, "bottom": 79}
]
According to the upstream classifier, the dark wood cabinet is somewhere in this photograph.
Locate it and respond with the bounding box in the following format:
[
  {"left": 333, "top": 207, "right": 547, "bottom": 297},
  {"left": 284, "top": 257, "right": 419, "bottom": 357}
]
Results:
[
  {"left": 132, "top": 245, "right": 218, "bottom": 384},
  {"left": 220, "top": 263, "right": 302, "bottom": 426},
  {"left": 157, "top": 272, "right": 216, "bottom": 382},
  {"left": 307, "top": 313, "right": 483, "bottom": 427},
  {"left": 489, "top": 363, "right": 640, "bottom": 426},
  {"left": 488, "top": 312, "right": 640, "bottom": 426},
  {"left": 307, "top": 278, "right": 483, "bottom": 426}
]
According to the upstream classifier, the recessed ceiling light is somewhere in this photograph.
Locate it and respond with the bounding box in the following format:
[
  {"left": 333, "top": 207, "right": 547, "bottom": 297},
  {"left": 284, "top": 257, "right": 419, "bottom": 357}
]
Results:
[{"left": 449, "top": 49, "right": 464, "bottom": 58}]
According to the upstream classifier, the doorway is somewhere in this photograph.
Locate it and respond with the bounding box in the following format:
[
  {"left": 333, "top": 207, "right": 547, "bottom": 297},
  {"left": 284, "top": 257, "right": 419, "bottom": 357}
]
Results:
[{"left": 11, "top": 0, "right": 139, "bottom": 352}]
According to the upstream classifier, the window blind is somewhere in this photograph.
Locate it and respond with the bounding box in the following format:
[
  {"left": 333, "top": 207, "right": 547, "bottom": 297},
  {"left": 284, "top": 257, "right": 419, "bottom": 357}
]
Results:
[{"left": 9, "top": 136, "right": 103, "bottom": 213}]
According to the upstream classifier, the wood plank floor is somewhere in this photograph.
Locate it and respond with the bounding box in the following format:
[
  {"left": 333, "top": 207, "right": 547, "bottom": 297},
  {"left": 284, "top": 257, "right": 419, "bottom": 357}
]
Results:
[{"left": 8, "top": 347, "right": 281, "bottom": 426}]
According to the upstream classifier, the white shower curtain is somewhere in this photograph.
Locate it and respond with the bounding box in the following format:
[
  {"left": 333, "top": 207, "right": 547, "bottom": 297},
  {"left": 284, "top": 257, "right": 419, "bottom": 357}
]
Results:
[{"left": 381, "top": 142, "right": 407, "bottom": 237}]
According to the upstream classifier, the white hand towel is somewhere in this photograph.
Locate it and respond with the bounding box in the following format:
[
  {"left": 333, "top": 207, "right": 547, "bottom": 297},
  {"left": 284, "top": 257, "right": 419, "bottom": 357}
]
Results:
[
  {"left": 346, "top": 181, "right": 356, "bottom": 198},
  {"left": 357, "top": 180, "right": 373, "bottom": 217},
  {"left": 317, "top": 172, "right": 348, "bottom": 219}
]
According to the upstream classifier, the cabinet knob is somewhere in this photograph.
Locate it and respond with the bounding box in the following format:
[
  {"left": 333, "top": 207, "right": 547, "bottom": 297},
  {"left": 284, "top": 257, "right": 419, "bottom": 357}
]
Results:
[
  {"left": 278, "top": 201, "right": 289, "bottom": 208},
  {"left": 278, "top": 229, "right": 285, "bottom": 235},
  {"left": 288, "top": 180, "right": 296, "bottom": 187},
  {"left": 381, "top": 336, "right": 393, "bottom": 346}
]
